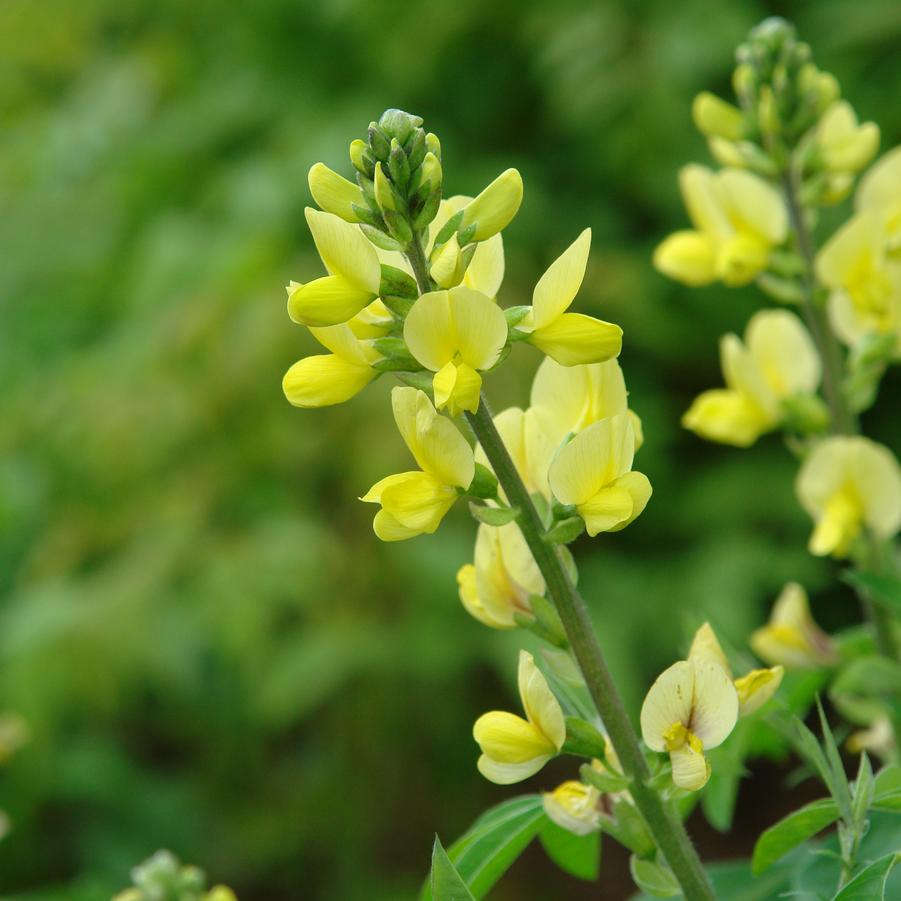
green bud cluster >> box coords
[113,850,236,901]
[349,108,442,252]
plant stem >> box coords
[466,398,715,901]
[404,244,715,899]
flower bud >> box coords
[378,108,423,145]
[349,138,374,177]
[757,85,780,136]
[732,63,757,104]
[388,137,411,189]
[308,163,364,223]
[367,121,390,161]
[460,168,524,242]
[425,131,441,161]
[692,92,745,141]
[418,150,442,195]
[373,162,397,212]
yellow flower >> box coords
[688,623,783,717]
[796,436,901,558]
[517,229,623,366]
[308,162,365,223]
[750,582,838,669]
[288,209,381,326]
[361,387,474,541]
[816,212,901,351]
[654,165,787,287]
[856,145,901,248]
[816,101,879,175]
[547,413,651,537]
[457,522,544,629]
[640,658,738,791]
[403,286,508,416]
[683,309,821,447]
[692,92,745,141]
[543,780,602,836]
[460,168,524,242]
[473,650,565,784]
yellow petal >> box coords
[457,561,513,629]
[682,388,772,447]
[304,207,380,293]
[688,623,731,676]
[472,523,542,628]
[447,286,509,369]
[815,212,885,290]
[734,665,783,716]
[689,659,739,749]
[373,508,422,542]
[857,146,901,215]
[653,230,718,286]
[430,234,465,289]
[518,650,566,751]
[669,742,711,791]
[577,485,633,536]
[310,322,376,365]
[809,491,862,557]
[476,752,551,785]
[692,92,745,141]
[403,290,456,370]
[745,310,821,397]
[715,232,771,286]
[308,162,364,222]
[287,275,375,327]
[379,471,459,533]
[529,313,623,366]
[473,711,557,764]
[640,660,695,751]
[464,233,505,298]
[532,229,591,329]
[433,360,482,416]
[718,168,788,244]
[483,407,556,499]
[679,165,732,238]
[542,781,602,836]
[720,332,779,419]
[461,168,524,241]
[818,102,879,173]
[605,471,652,532]
[282,354,375,408]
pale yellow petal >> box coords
[532,229,591,329]
[718,168,788,243]
[679,165,731,238]
[477,753,551,785]
[670,743,711,791]
[308,162,364,222]
[460,168,524,242]
[518,650,566,751]
[682,388,772,447]
[403,290,456,371]
[282,354,375,408]
[745,310,821,397]
[473,711,557,763]
[640,660,695,750]
[857,146,901,214]
[457,561,514,629]
[605,471,652,532]
[688,623,731,676]
[653,230,718,286]
[847,438,901,538]
[529,314,623,367]
[735,665,783,716]
[464,233,505,297]
[310,322,374,364]
[447,286,508,370]
[373,508,422,541]
[287,275,375,327]
[379,471,458,533]
[689,659,739,749]
[721,332,779,418]
[578,485,633,536]
[815,213,885,290]
[543,781,602,835]
[304,207,380,292]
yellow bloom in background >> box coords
[548,413,651,537]
[856,145,901,247]
[796,436,901,557]
[683,309,821,447]
[847,716,895,761]
[517,229,623,366]
[816,101,879,175]
[750,582,838,669]
[817,211,901,351]
[688,623,783,717]
[288,208,381,326]
[307,162,365,223]
[473,650,565,784]
[460,168,524,242]
[457,522,545,629]
[692,92,745,142]
[403,286,508,415]
[543,780,602,835]
[653,165,787,287]
[361,387,474,541]
[640,658,739,791]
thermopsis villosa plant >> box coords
[283,18,901,900]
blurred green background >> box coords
[2,0,901,898]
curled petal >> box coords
[528,313,623,367]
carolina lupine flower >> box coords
[653,165,788,287]
[817,212,901,352]
[543,779,603,836]
[287,209,381,327]
[688,623,783,717]
[815,101,879,178]
[361,387,474,541]
[457,522,544,629]
[750,582,838,669]
[548,413,651,537]
[403,286,508,415]
[458,168,524,242]
[473,650,565,784]
[515,229,623,366]
[640,657,739,791]
[683,309,822,447]
[796,435,901,558]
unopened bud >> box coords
[418,150,442,195]
[405,128,427,170]
[367,121,390,161]
[349,138,374,177]
[460,168,523,242]
[692,91,745,141]
[373,162,397,212]
[758,85,780,136]
[308,163,364,223]
[732,63,757,104]
[378,109,423,145]
[388,138,411,189]
[781,394,830,434]
[425,132,441,161]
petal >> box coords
[718,168,788,243]
[447,286,509,370]
[857,146,901,214]
[282,354,375,408]
[457,561,513,629]
[464,233,505,298]
[815,212,885,290]
[477,753,550,785]
[379,471,458,533]
[578,485,633,536]
[373,508,422,542]
[688,623,731,676]
[796,436,852,517]
[430,234,465,289]
[310,322,374,364]
[847,437,901,538]
[308,163,364,223]
[433,360,483,417]
[670,744,711,791]
[720,332,779,418]
[679,165,731,238]
[689,659,739,749]
[288,275,375,327]
[714,232,771,286]
[542,782,602,836]
[473,710,557,763]
[517,650,566,751]
[682,388,772,447]
[606,471,652,532]
[653,230,718,286]
[360,471,420,504]
[734,665,784,717]
[403,291,455,371]
[745,310,822,397]
[640,660,695,751]
[496,521,544,597]
[402,392,475,487]
[460,168,524,242]
[529,314,623,367]
[304,207,380,293]
[532,229,591,329]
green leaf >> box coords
[871,791,901,812]
[580,762,630,794]
[468,502,519,526]
[830,656,901,726]
[752,797,841,874]
[832,852,899,900]
[817,697,854,820]
[421,796,546,900]
[539,819,600,881]
[562,716,607,758]
[629,855,680,898]
[874,764,901,797]
[852,753,874,827]
[430,837,476,901]
[544,516,585,545]
[842,571,901,614]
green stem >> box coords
[466,399,714,900]
[780,166,899,662]
[405,243,714,899]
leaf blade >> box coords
[752,797,841,874]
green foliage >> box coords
[752,798,841,874]
[831,853,898,901]
[629,855,680,898]
[429,838,476,901]
[538,819,600,881]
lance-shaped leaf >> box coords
[831,852,898,900]
[430,837,476,901]
[539,818,600,881]
[752,797,841,874]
